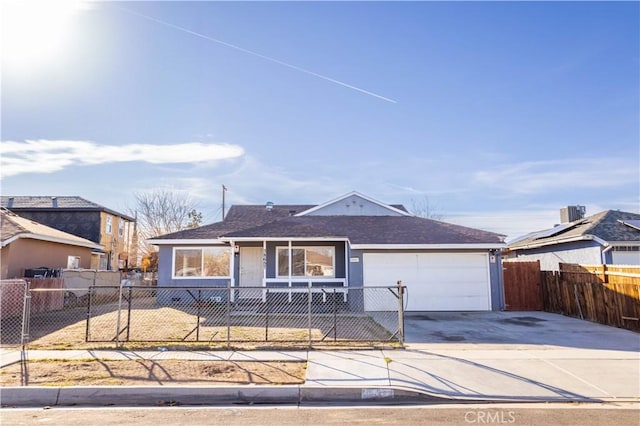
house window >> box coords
[173,247,231,278]
[105,216,112,235]
[67,256,80,269]
[276,246,335,278]
[118,219,125,237]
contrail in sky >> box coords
[115,6,397,104]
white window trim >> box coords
[172,246,232,280]
[275,246,336,278]
[105,216,113,235]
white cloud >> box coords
[0,139,245,177]
[473,157,638,195]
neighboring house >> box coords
[149,192,506,311]
[1,209,103,279]
[506,208,640,270]
[1,196,135,270]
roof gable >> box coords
[297,191,410,217]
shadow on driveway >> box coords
[403,311,640,352]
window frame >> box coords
[172,246,231,279]
[275,246,336,278]
[67,255,80,269]
[105,216,112,235]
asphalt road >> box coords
[1,403,638,426]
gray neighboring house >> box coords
[149,192,506,312]
[506,209,640,270]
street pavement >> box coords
[1,312,638,406]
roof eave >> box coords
[350,243,505,250]
[2,233,103,250]
[148,238,226,246]
[220,236,350,242]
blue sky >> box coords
[2,1,638,240]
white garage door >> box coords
[363,252,491,311]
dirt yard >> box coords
[0,360,306,386]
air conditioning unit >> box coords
[560,205,586,223]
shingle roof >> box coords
[150,205,505,245]
[1,209,103,249]
[1,196,134,221]
[223,215,504,245]
[508,210,640,249]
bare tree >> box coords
[130,189,203,265]
[410,196,444,220]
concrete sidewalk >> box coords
[1,344,638,406]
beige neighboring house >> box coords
[0,209,103,279]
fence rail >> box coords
[1,282,405,349]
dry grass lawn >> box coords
[0,359,306,386]
[17,303,394,350]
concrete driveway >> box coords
[403,311,640,351]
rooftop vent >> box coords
[266,201,274,211]
[560,205,585,223]
[51,196,58,208]
[7,197,14,208]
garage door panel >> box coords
[363,252,490,311]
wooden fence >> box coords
[0,278,64,319]
[541,264,640,332]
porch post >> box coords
[344,240,349,287]
[262,240,267,285]
[288,240,293,303]
[262,240,267,303]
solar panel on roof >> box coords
[620,220,640,231]
[533,223,576,239]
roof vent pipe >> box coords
[266,201,274,211]
[51,196,58,208]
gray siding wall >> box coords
[514,241,603,271]
[157,245,231,304]
[306,194,403,216]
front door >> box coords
[239,247,263,299]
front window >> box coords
[277,247,335,277]
[174,247,230,278]
[105,216,112,235]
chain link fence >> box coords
[1,281,405,349]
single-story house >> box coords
[1,209,103,279]
[506,209,640,270]
[149,192,506,311]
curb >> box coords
[1,385,627,407]
[0,385,441,407]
